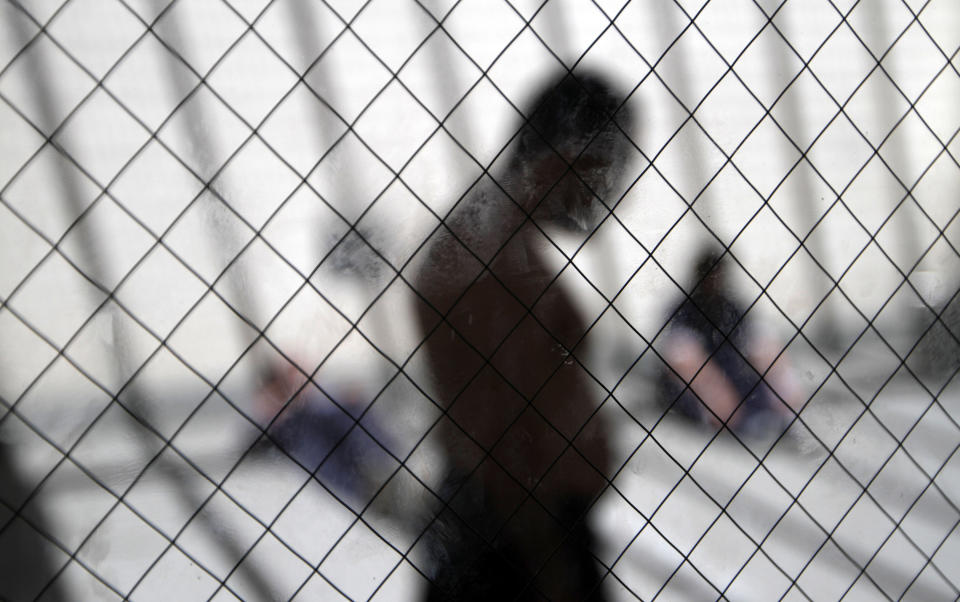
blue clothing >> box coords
[268,396,394,506]
[660,290,785,437]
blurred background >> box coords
[0,0,958,599]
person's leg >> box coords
[732,381,793,440]
[513,498,608,602]
[664,334,740,426]
[751,336,803,413]
[424,507,528,601]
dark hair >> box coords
[511,69,632,168]
[692,246,727,290]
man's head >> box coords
[510,70,635,234]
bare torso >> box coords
[413,179,610,598]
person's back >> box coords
[413,70,634,601]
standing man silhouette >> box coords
[413,70,635,601]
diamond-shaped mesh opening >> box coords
[2,0,959,599]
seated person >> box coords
[658,248,800,437]
[255,359,394,505]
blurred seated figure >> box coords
[659,248,801,438]
[254,360,394,507]
[413,69,635,601]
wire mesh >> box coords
[0,0,958,600]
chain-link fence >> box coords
[1,0,958,599]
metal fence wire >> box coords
[1,0,959,599]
